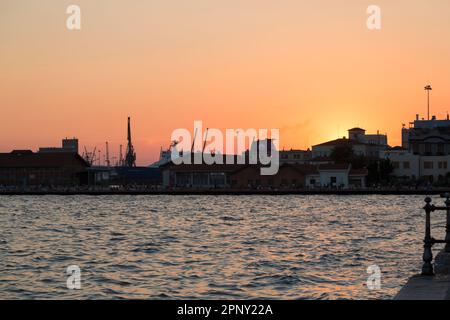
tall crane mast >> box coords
[202,128,209,153]
[82,146,97,166]
[105,141,111,167]
[124,117,136,167]
[119,144,123,166]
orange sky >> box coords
[1,0,450,165]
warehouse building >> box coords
[0,150,89,187]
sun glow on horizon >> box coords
[1,0,450,164]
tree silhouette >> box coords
[330,145,354,164]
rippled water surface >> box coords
[0,195,445,299]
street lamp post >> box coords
[425,85,433,120]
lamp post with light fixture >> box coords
[425,85,432,120]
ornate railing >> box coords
[422,194,450,275]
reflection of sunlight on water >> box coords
[0,195,443,299]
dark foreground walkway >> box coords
[395,275,450,300]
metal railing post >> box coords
[422,197,434,275]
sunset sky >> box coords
[1,0,450,165]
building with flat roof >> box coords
[39,138,79,154]
[161,161,367,190]
[0,150,89,187]
[383,115,450,183]
[161,159,244,189]
[404,114,450,156]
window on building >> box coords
[210,173,226,186]
[349,178,362,187]
[424,161,433,169]
[392,161,400,169]
[425,144,432,155]
[193,173,209,186]
[403,162,410,169]
[330,177,337,184]
[438,161,448,170]
[310,179,316,185]
[438,144,445,155]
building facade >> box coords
[381,148,450,182]
[384,115,450,182]
[280,149,312,164]
[39,138,79,154]
[403,115,450,156]
[0,150,89,187]
[230,164,316,189]
[304,164,367,189]
[161,162,243,189]
[162,162,367,190]
[312,127,388,159]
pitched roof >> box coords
[313,138,364,147]
[388,146,407,151]
[310,156,333,162]
[318,163,350,171]
[0,151,89,168]
[280,149,311,153]
[289,164,319,175]
[349,168,369,176]
[162,162,245,173]
[230,163,319,176]
[348,127,366,132]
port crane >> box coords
[82,146,98,166]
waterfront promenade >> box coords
[396,195,450,300]
[396,274,450,300]
[1,188,450,196]
[1,186,450,196]
[396,249,450,300]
